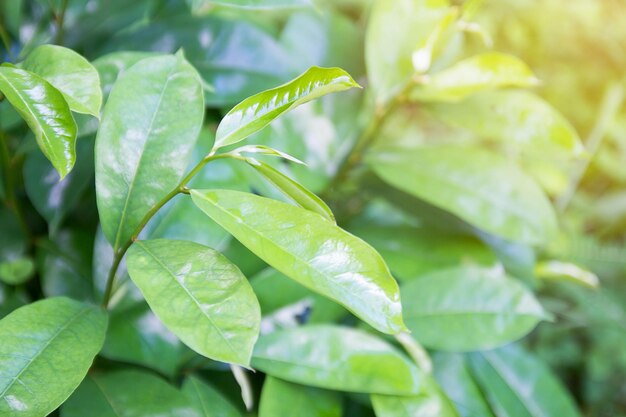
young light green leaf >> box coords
[232,144,304,164]
[190,189,406,335]
[244,158,335,222]
[62,370,200,417]
[368,145,558,246]
[22,44,103,117]
[411,52,539,102]
[371,376,459,417]
[189,0,311,12]
[0,257,34,286]
[101,303,188,377]
[126,239,260,366]
[0,66,77,179]
[428,90,583,153]
[432,353,496,417]
[259,377,341,417]
[95,54,204,251]
[0,297,107,417]
[469,345,581,417]
[535,260,599,288]
[252,325,424,395]
[182,376,243,417]
[215,66,360,149]
[401,266,549,351]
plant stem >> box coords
[101,152,229,308]
[394,332,432,373]
[54,0,70,45]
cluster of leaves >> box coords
[0,0,623,416]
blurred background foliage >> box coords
[1,0,626,416]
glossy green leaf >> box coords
[368,145,558,246]
[259,377,341,417]
[22,44,102,117]
[62,370,200,417]
[350,225,496,281]
[401,266,548,351]
[371,376,459,417]
[252,325,423,395]
[126,239,260,366]
[101,303,187,377]
[366,0,451,104]
[428,90,583,153]
[468,345,581,417]
[191,189,406,334]
[36,230,93,300]
[0,66,77,179]
[244,158,335,222]
[24,138,94,234]
[432,353,495,417]
[0,297,107,417]
[95,53,204,251]
[215,66,360,149]
[189,0,311,11]
[182,376,243,417]
[410,52,538,102]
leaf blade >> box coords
[126,239,261,366]
[215,66,360,149]
[190,189,406,335]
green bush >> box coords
[0,0,624,416]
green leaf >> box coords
[244,158,335,222]
[62,370,200,417]
[259,377,342,417]
[0,66,77,179]
[95,53,204,251]
[410,52,538,102]
[468,345,581,417]
[182,376,243,417]
[101,303,187,377]
[22,44,103,117]
[0,297,107,417]
[253,325,424,395]
[23,138,94,235]
[371,376,459,417]
[368,145,558,246]
[190,189,406,334]
[432,353,495,417]
[401,266,548,351]
[366,0,451,104]
[428,90,583,153]
[215,66,360,149]
[126,238,261,366]
[189,0,311,11]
